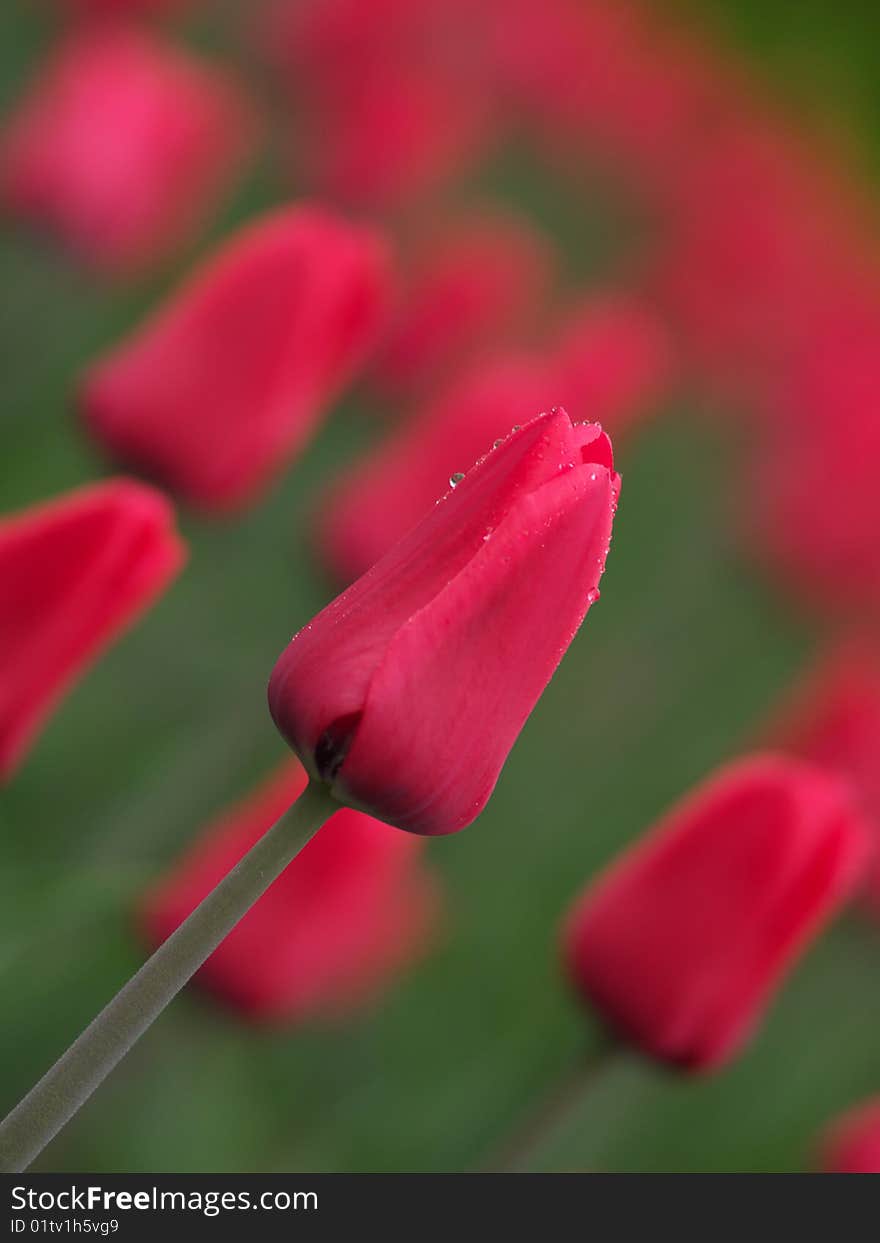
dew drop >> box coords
[449,472,465,488]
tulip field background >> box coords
[3,1,880,1174]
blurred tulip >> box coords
[766,639,880,912]
[142,759,439,1022]
[263,0,497,209]
[79,206,393,510]
[319,354,556,583]
[270,408,619,835]
[817,1098,880,1173]
[0,26,255,276]
[369,211,555,403]
[748,332,880,612]
[0,479,185,781]
[563,755,869,1071]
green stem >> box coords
[485,1040,622,1172]
[0,780,337,1173]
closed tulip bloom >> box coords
[817,1098,880,1173]
[0,479,185,781]
[141,760,439,1021]
[563,755,870,1071]
[270,407,619,835]
[369,211,554,402]
[319,354,556,582]
[80,206,392,510]
[0,27,254,275]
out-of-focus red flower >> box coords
[141,759,439,1022]
[79,206,393,511]
[747,331,880,612]
[0,479,185,782]
[652,123,868,396]
[563,755,869,1071]
[319,354,556,583]
[270,408,619,836]
[765,639,880,912]
[817,1098,880,1173]
[0,27,254,275]
[263,0,497,209]
[492,0,734,196]
[551,296,673,438]
[369,211,555,403]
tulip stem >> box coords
[484,1039,622,1172]
[0,780,338,1173]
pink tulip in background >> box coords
[368,210,555,403]
[0,26,254,275]
[142,760,440,1023]
[563,756,870,1071]
[0,479,185,781]
[80,206,393,510]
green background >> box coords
[1,1,879,1172]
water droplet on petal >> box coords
[449,472,465,488]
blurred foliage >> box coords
[1,0,879,1172]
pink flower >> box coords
[0,26,254,275]
[0,479,185,781]
[369,210,554,403]
[563,755,869,1070]
[141,759,440,1022]
[270,408,619,835]
[80,206,393,510]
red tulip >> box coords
[0,479,185,781]
[141,759,439,1022]
[270,407,619,836]
[0,27,254,276]
[766,639,880,912]
[369,211,554,402]
[817,1098,880,1173]
[319,354,557,583]
[80,206,393,510]
[563,755,869,1071]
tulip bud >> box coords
[369,211,555,402]
[80,206,393,510]
[141,759,440,1022]
[0,479,185,781]
[817,1098,880,1173]
[270,407,619,835]
[0,27,255,275]
[562,755,870,1071]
